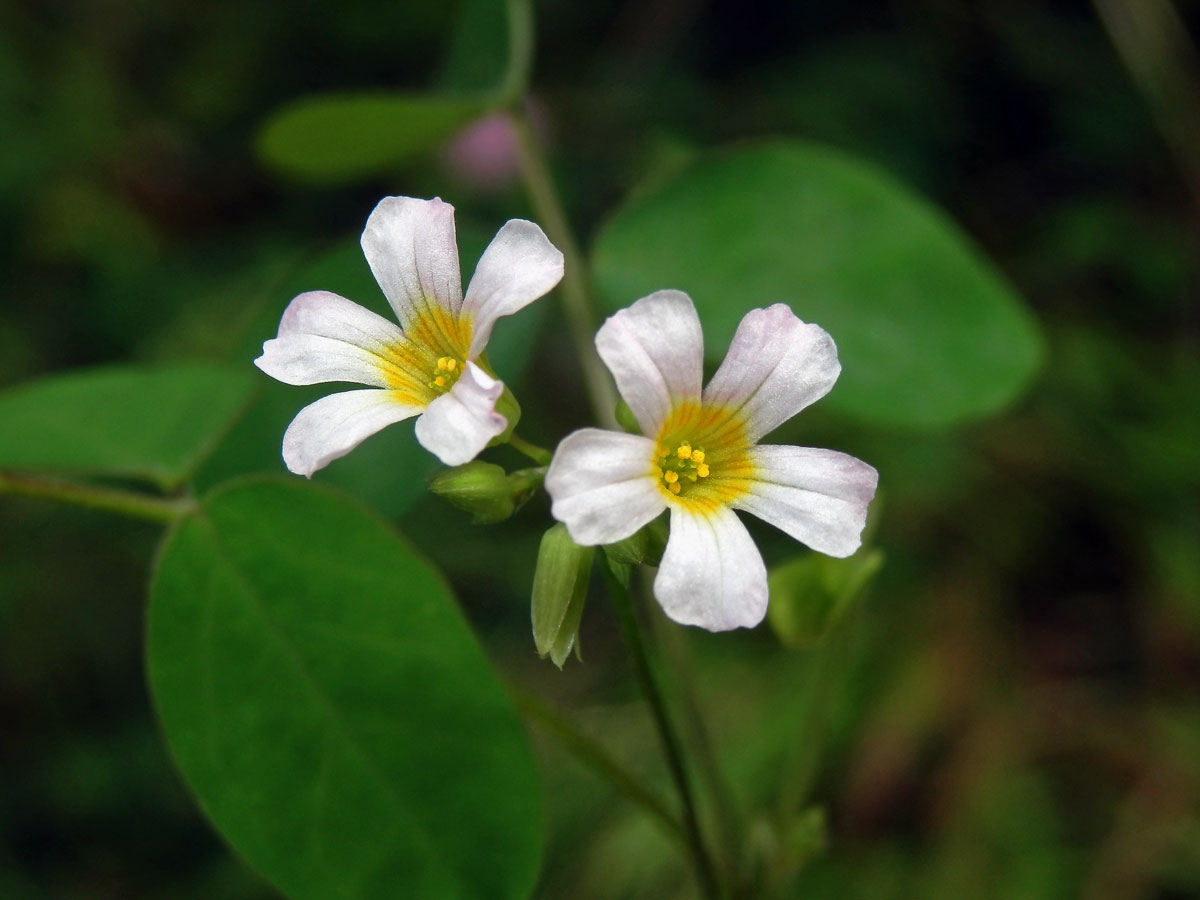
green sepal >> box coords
[602,515,668,567]
[531,524,593,668]
[614,398,641,434]
[489,384,522,447]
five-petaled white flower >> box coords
[255,196,564,476]
[545,290,878,632]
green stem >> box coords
[508,432,553,466]
[1091,0,1200,208]
[0,471,193,524]
[649,590,746,889]
[604,563,723,900]
[498,0,535,106]
[510,684,687,845]
[507,108,618,426]
[778,610,855,822]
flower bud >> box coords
[531,524,593,668]
[428,461,517,524]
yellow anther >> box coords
[669,482,681,494]
[436,358,448,371]
[696,463,710,478]
[658,444,670,459]
[676,443,692,460]
[445,358,458,372]
[691,450,705,464]
[663,470,679,484]
[433,375,447,388]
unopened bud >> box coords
[531,524,593,668]
[428,461,516,524]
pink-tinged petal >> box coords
[462,219,563,359]
[255,291,408,387]
[360,196,463,329]
[414,361,506,466]
[732,445,878,558]
[545,428,665,545]
[595,290,704,436]
[282,390,421,478]
[654,506,768,631]
[703,304,840,441]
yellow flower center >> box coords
[373,304,474,406]
[649,402,755,515]
[653,442,710,495]
[428,356,464,393]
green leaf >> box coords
[592,141,1045,429]
[148,478,542,900]
[0,363,255,490]
[439,0,512,93]
[257,92,490,184]
[767,549,884,648]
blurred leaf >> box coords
[439,0,511,93]
[257,92,490,184]
[148,477,543,900]
[768,549,884,648]
[0,363,255,490]
[593,141,1045,429]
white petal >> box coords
[360,196,463,329]
[545,428,665,546]
[414,361,506,466]
[255,291,408,387]
[732,445,878,558]
[461,219,564,359]
[703,305,840,441]
[654,506,767,631]
[595,290,704,436]
[282,390,421,477]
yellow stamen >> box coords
[648,401,755,512]
[433,375,447,388]
[444,358,457,371]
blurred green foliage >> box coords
[2,0,1198,899]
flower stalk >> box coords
[509,684,688,845]
[507,108,618,426]
[603,561,724,900]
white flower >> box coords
[255,196,563,476]
[545,290,878,632]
